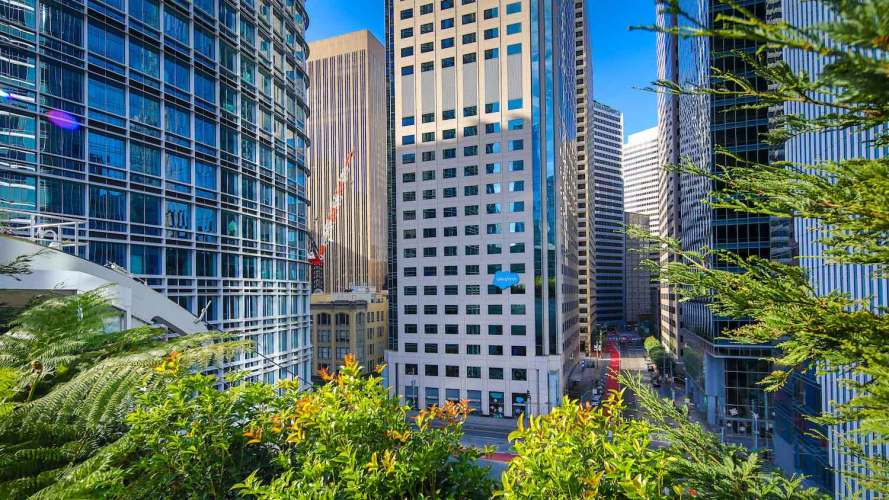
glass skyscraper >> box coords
[658,0,780,449]
[0,0,313,385]
[774,2,887,497]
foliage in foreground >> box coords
[501,379,825,499]
[0,288,244,498]
[63,356,493,499]
[637,0,889,492]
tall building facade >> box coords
[591,100,624,325]
[657,0,779,449]
[0,0,313,384]
[623,211,655,324]
[384,0,580,417]
[574,0,596,355]
[622,126,659,233]
[307,30,387,292]
[384,0,400,356]
[656,0,683,355]
[773,2,888,497]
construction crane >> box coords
[308,150,354,291]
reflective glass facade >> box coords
[658,0,778,451]
[0,0,313,384]
[776,2,887,497]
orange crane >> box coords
[309,151,354,290]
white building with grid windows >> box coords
[384,0,580,418]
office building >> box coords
[623,127,659,233]
[623,211,656,324]
[574,0,597,355]
[656,0,779,449]
[311,287,388,377]
[307,30,388,293]
[591,100,624,325]
[384,0,581,417]
[772,2,888,497]
[0,0,313,385]
[656,0,682,355]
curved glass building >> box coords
[0,0,313,385]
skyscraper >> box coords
[623,127,659,233]
[591,100,625,325]
[656,0,682,355]
[307,30,388,293]
[623,211,655,325]
[384,0,580,417]
[574,0,597,355]
[0,0,313,384]
[656,0,779,448]
[772,2,888,497]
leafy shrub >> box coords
[233,356,494,499]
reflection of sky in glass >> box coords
[46,110,80,130]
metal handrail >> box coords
[0,208,86,249]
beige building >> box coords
[623,212,657,325]
[574,0,596,355]
[307,31,388,292]
[384,0,580,418]
[623,127,660,233]
[311,288,388,378]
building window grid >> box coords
[2,0,314,383]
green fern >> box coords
[0,289,249,498]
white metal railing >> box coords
[0,208,86,249]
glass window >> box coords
[130,142,161,176]
[220,41,238,72]
[195,250,217,277]
[88,131,125,168]
[89,186,126,221]
[195,116,217,147]
[88,76,124,115]
[164,11,189,44]
[165,153,191,184]
[39,119,83,159]
[88,21,125,61]
[130,92,161,128]
[0,172,36,211]
[41,61,83,103]
[165,247,192,276]
[39,178,84,216]
[89,242,126,267]
[131,245,161,275]
[130,39,160,77]
[130,0,160,28]
[41,3,83,46]
[164,104,190,137]
[166,200,191,230]
[130,193,161,225]
[194,26,216,60]
[164,56,190,91]
[195,161,216,190]
[194,70,216,103]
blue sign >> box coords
[492,271,520,289]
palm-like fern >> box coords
[0,289,247,498]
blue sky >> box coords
[305,0,658,139]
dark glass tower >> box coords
[659,0,779,450]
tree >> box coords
[233,356,494,499]
[501,384,825,499]
[0,289,244,498]
[636,0,889,492]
